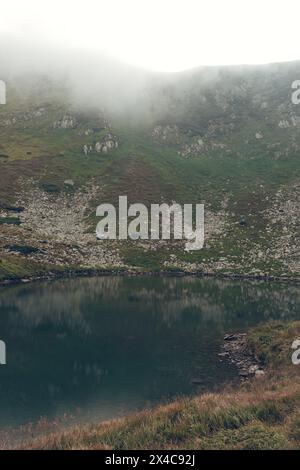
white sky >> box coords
[0,0,299,72]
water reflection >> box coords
[0,276,299,428]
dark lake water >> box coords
[0,276,299,430]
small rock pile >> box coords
[83,134,118,155]
[219,333,265,380]
[53,114,77,129]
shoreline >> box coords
[0,325,264,448]
[220,333,265,380]
[16,319,300,450]
[1,317,299,448]
[1,266,300,287]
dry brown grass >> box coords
[18,372,300,450]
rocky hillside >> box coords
[0,61,300,280]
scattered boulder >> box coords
[83,134,119,155]
[180,138,207,158]
[255,132,264,140]
[64,179,75,187]
[53,114,77,129]
[78,128,94,136]
[278,120,290,129]
[255,369,265,377]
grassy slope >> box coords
[1,63,300,277]
[20,321,300,450]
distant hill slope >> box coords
[0,61,300,279]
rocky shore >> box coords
[219,333,265,380]
[1,266,300,287]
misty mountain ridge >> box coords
[0,46,300,279]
